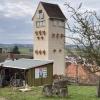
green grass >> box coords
[19,48,32,55]
[0,85,100,100]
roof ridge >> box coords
[40,1,58,6]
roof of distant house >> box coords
[0,58,53,70]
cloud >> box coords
[0,0,100,44]
[0,16,33,44]
[0,28,5,33]
[0,0,34,18]
[0,32,33,44]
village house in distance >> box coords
[32,2,66,75]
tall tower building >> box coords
[32,2,66,75]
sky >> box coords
[0,0,100,44]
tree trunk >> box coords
[42,84,53,96]
[97,77,100,97]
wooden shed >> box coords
[0,58,53,86]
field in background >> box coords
[0,85,99,100]
[19,48,33,55]
[0,44,33,55]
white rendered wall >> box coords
[33,3,49,60]
[48,19,65,75]
[33,3,65,75]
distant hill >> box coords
[0,44,84,50]
[0,44,33,55]
[0,44,33,48]
[65,45,78,49]
[65,44,84,50]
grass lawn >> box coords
[0,85,100,100]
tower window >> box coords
[59,49,62,52]
[36,21,46,28]
[39,50,42,55]
[52,33,55,38]
[39,10,42,13]
[53,49,56,53]
[43,31,46,35]
[36,21,40,27]
[61,34,64,38]
[41,36,44,40]
[42,21,45,26]
[35,31,38,35]
[37,37,40,40]
[40,13,44,19]
[35,50,38,54]
[40,21,42,26]
[43,50,46,55]
[37,10,44,19]
[56,34,59,38]
[39,30,42,35]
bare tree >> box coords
[64,2,100,97]
[65,2,100,66]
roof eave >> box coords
[1,60,53,70]
[32,2,41,21]
[25,61,53,70]
[49,17,67,21]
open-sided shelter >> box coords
[0,58,53,86]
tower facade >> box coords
[32,2,66,75]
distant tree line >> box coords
[12,46,20,54]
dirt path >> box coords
[0,97,7,100]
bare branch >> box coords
[65,3,100,66]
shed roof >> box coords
[0,58,53,70]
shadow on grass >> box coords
[39,95,71,100]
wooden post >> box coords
[24,70,26,87]
[76,64,78,84]
[97,76,100,97]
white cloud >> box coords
[0,1,34,18]
[1,0,100,18]
[0,0,100,44]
